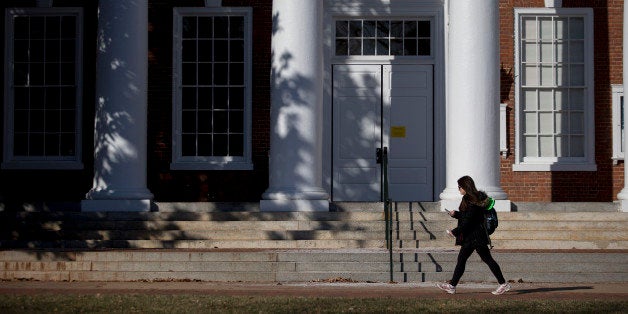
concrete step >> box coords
[0,250,626,283]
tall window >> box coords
[172,7,252,170]
[514,8,595,171]
[3,8,83,170]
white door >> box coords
[332,64,382,201]
[383,64,433,201]
[332,64,433,201]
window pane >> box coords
[60,110,75,132]
[60,16,76,38]
[376,39,389,55]
[30,133,45,156]
[198,63,212,85]
[198,87,212,110]
[349,21,362,37]
[555,135,567,157]
[214,63,228,85]
[214,87,228,109]
[182,40,197,62]
[214,16,228,38]
[554,89,567,110]
[198,17,212,38]
[555,65,568,86]
[336,21,348,37]
[569,41,584,62]
[404,39,417,55]
[363,39,375,55]
[182,87,196,110]
[229,63,244,85]
[540,65,553,86]
[230,16,244,38]
[555,18,568,39]
[214,40,228,62]
[555,112,567,134]
[45,133,60,156]
[555,41,566,62]
[198,110,212,133]
[230,40,244,62]
[569,17,584,39]
[539,135,554,157]
[182,134,196,156]
[524,65,538,86]
[60,39,75,62]
[213,111,228,133]
[540,42,552,62]
[570,112,584,133]
[539,17,553,39]
[417,39,430,55]
[404,21,417,37]
[14,17,29,39]
[522,17,536,39]
[523,42,537,62]
[46,63,60,85]
[213,134,228,156]
[336,39,348,55]
[349,39,361,55]
[377,21,390,37]
[417,21,430,37]
[59,133,74,156]
[570,89,584,110]
[229,110,244,133]
[525,112,538,133]
[570,64,584,86]
[198,40,212,62]
[390,39,403,55]
[182,111,196,133]
[539,112,553,134]
[30,17,45,39]
[14,133,28,156]
[230,87,244,110]
[182,63,196,85]
[15,87,29,109]
[182,17,197,38]
[198,134,212,156]
[229,134,243,156]
[571,135,584,157]
[391,21,403,37]
[363,21,375,38]
[46,109,60,132]
[46,39,60,62]
[525,136,538,157]
[539,90,553,110]
[524,90,537,110]
[15,110,28,133]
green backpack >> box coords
[484,197,498,235]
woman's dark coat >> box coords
[450,192,490,246]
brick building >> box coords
[0,0,626,212]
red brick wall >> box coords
[499,0,624,201]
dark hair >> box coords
[457,175,486,211]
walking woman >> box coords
[436,175,511,295]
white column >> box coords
[440,0,509,211]
[260,0,329,211]
[82,0,153,212]
[617,3,628,212]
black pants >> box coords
[450,242,505,286]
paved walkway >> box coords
[0,281,626,300]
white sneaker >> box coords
[436,282,456,294]
[492,283,511,295]
[445,229,455,239]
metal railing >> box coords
[380,147,394,282]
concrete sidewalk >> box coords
[0,281,626,300]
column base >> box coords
[81,199,153,212]
[260,199,329,212]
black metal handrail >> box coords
[381,147,393,282]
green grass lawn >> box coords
[0,295,626,313]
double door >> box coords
[332,64,433,201]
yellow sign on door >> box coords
[391,126,406,138]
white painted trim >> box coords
[612,84,624,163]
[500,103,508,158]
[2,7,84,170]
[171,7,253,171]
[513,7,596,172]
[323,0,445,201]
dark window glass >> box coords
[214,16,228,38]
[198,134,212,156]
[15,110,29,133]
[14,17,29,39]
[60,16,75,38]
[198,17,212,38]
[391,39,403,55]
[349,39,361,55]
[377,21,390,37]
[198,110,212,133]
[60,133,74,156]
[46,39,61,62]
[14,40,29,62]
[230,16,244,38]
[60,110,75,132]
[14,133,28,156]
[45,110,60,132]
[182,134,196,156]
[213,111,228,133]
[198,40,212,62]
[182,63,197,85]
[229,110,244,133]
[198,87,212,110]
[363,21,376,38]
[182,111,196,133]
[46,87,60,109]
[418,21,430,37]
[31,40,45,62]
[46,63,60,85]
[214,63,228,85]
[336,21,348,37]
[214,40,228,62]
[229,134,243,156]
[363,39,375,55]
[46,16,61,38]
[229,63,243,85]
[15,88,29,109]
[60,63,74,85]
[60,39,75,62]
[404,39,417,56]
[418,39,431,55]
[60,87,75,109]
[30,133,45,156]
[182,17,197,38]
[213,134,228,156]
[182,40,197,62]
[404,21,417,37]
[349,21,362,37]
[30,17,45,39]
[198,63,212,85]
[182,87,196,110]
[214,87,228,110]
[391,21,403,37]
[377,39,389,55]
[230,40,244,62]
[229,87,244,110]
[336,39,348,55]
[45,133,60,156]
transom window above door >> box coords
[335,19,431,56]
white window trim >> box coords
[612,84,624,164]
[171,7,253,171]
[2,7,84,170]
[513,7,596,172]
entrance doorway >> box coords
[332,64,433,201]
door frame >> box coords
[322,1,446,202]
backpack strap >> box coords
[486,197,495,210]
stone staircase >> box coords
[0,201,626,283]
